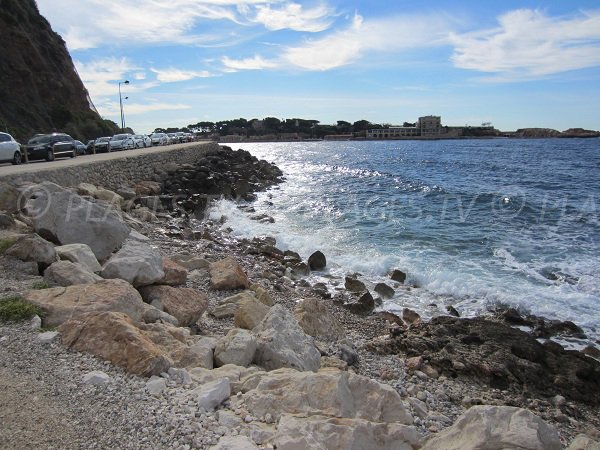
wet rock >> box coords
[390,269,407,283]
[402,308,421,325]
[446,305,460,317]
[368,316,600,405]
[307,251,326,270]
[374,283,395,299]
[344,276,366,292]
[343,291,375,316]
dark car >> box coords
[74,140,87,155]
[94,136,111,153]
[85,140,95,154]
[24,133,77,161]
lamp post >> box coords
[118,80,129,131]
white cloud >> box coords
[282,13,453,70]
[253,2,335,32]
[99,102,192,117]
[450,9,600,79]
[221,55,279,70]
[150,68,214,83]
[75,58,143,97]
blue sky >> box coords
[37,0,600,134]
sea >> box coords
[207,139,600,348]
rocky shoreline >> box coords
[1,146,599,449]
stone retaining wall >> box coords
[0,142,221,190]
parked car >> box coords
[109,134,135,151]
[167,133,179,144]
[94,136,111,153]
[176,132,187,142]
[86,140,95,154]
[0,132,22,165]
[150,133,168,146]
[24,133,77,161]
[73,140,87,155]
[133,134,152,148]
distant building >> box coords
[366,115,442,139]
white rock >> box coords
[24,185,130,261]
[252,305,320,372]
[194,378,231,411]
[101,239,164,287]
[44,260,103,286]
[30,315,42,330]
[146,377,167,395]
[422,405,562,450]
[214,329,257,367]
[82,370,111,386]
[37,331,59,344]
[274,414,421,450]
[210,436,258,450]
[55,243,102,273]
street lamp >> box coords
[118,80,129,131]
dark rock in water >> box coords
[289,262,310,279]
[497,307,534,326]
[374,283,395,300]
[343,291,375,316]
[367,316,600,405]
[583,345,600,360]
[390,269,407,284]
[402,308,421,325]
[446,305,460,317]
[284,250,301,261]
[312,282,331,299]
[344,276,366,293]
[533,320,587,340]
[308,251,326,270]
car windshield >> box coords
[111,134,128,141]
[96,137,109,142]
[28,135,53,144]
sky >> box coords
[37,0,600,134]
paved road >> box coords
[0,141,213,176]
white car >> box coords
[133,134,152,148]
[150,133,168,146]
[0,132,23,165]
[109,133,135,151]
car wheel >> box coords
[46,149,55,161]
[12,151,22,165]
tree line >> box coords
[153,118,416,139]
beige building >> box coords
[367,115,442,139]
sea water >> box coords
[207,139,600,345]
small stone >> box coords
[390,269,407,283]
[552,395,566,408]
[146,377,167,395]
[82,370,111,386]
[30,315,42,330]
[37,331,59,344]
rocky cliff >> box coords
[0,0,118,142]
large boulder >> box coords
[158,258,188,286]
[234,295,270,330]
[214,329,257,367]
[101,240,164,287]
[24,185,130,261]
[241,368,413,424]
[343,291,375,316]
[344,276,366,292]
[59,311,172,376]
[138,285,208,327]
[252,305,321,372]
[44,260,102,286]
[294,297,345,341]
[307,250,326,270]
[275,414,421,450]
[422,406,562,450]
[55,243,101,273]
[23,279,147,327]
[209,257,249,290]
[5,234,57,267]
